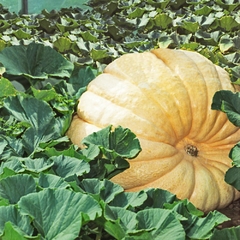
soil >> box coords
[217,198,240,229]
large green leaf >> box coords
[109,191,148,208]
[38,173,70,190]
[164,200,229,238]
[82,125,141,179]
[4,95,62,155]
[51,155,90,179]
[0,158,25,175]
[141,188,178,209]
[22,157,54,173]
[82,125,141,159]
[135,209,185,239]
[0,205,33,236]
[18,188,102,239]
[0,174,36,204]
[210,226,240,240]
[101,205,139,239]
[184,210,229,239]
[0,42,74,80]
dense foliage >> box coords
[0,0,239,81]
[0,0,239,239]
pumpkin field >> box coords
[0,0,239,239]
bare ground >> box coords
[217,198,240,229]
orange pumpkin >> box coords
[67,48,240,212]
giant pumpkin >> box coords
[67,48,240,212]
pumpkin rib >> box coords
[150,51,194,139]
[203,164,236,209]
[131,138,179,162]
[202,65,237,143]
[179,50,226,143]
[151,49,209,140]
[199,151,232,166]
[78,91,176,144]
[104,51,193,140]
[113,155,184,190]
[206,127,240,146]
[189,160,222,211]
[179,50,210,140]
[82,74,178,143]
[124,157,196,201]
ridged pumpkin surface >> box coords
[67,48,240,212]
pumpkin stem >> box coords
[184,144,198,157]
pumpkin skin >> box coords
[67,48,240,212]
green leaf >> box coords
[219,35,235,53]
[0,42,74,80]
[82,126,141,179]
[142,188,177,209]
[185,210,229,239]
[31,86,58,102]
[129,8,145,18]
[154,13,172,29]
[210,226,240,240]
[38,173,70,190]
[90,48,109,61]
[1,221,41,240]
[217,16,240,32]
[229,143,240,166]
[194,5,212,15]
[53,37,73,53]
[0,205,33,236]
[23,157,54,173]
[211,90,240,127]
[80,178,124,203]
[18,189,102,239]
[4,95,61,155]
[51,155,90,179]
[0,158,25,175]
[81,31,99,42]
[80,143,100,160]
[69,66,97,95]
[102,205,138,239]
[181,20,199,33]
[0,174,36,204]
[38,18,56,33]
[0,78,16,98]
[56,17,79,32]
[225,166,240,190]
[110,191,147,208]
[136,209,185,239]
[13,29,32,40]
[82,125,141,159]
